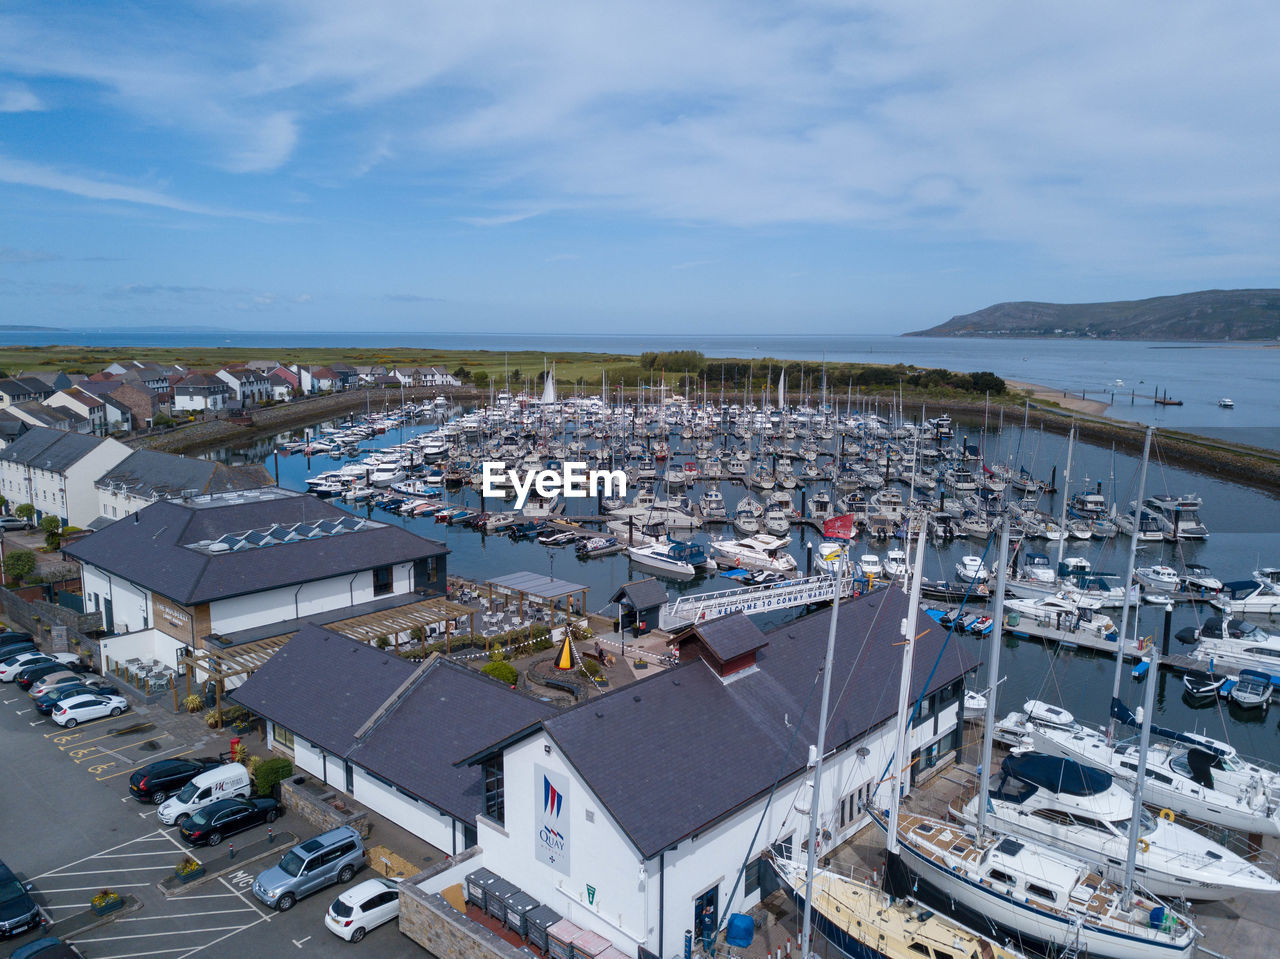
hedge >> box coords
[482,661,519,686]
[255,757,294,797]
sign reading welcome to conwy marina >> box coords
[535,765,571,875]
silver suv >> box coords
[252,826,364,911]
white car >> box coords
[52,692,129,727]
[323,877,401,942]
[0,651,58,682]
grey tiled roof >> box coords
[97,450,217,499]
[529,588,975,859]
[65,489,447,605]
[686,612,769,662]
[609,577,668,611]
[0,426,104,470]
[230,625,417,755]
[231,627,558,822]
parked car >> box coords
[324,877,401,942]
[0,636,36,659]
[9,938,83,959]
[15,658,88,690]
[157,763,251,823]
[253,826,365,912]
[0,516,31,531]
[0,652,47,682]
[33,681,119,715]
[129,756,227,805]
[29,671,104,699]
[51,692,129,727]
[0,858,41,939]
[177,796,281,847]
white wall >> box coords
[99,628,185,671]
[478,706,963,959]
[82,563,153,634]
[209,562,414,635]
[349,767,457,853]
[64,438,131,526]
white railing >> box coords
[660,574,870,628]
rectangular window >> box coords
[372,565,394,597]
[745,857,762,896]
[482,757,505,824]
[272,724,295,752]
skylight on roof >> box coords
[186,515,376,555]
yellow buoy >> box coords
[1137,838,1150,853]
[1159,808,1175,822]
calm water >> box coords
[6,328,1277,434]
[215,407,1280,766]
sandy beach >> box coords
[1005,379,1111,416]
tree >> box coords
[472,370,490,390]
[3,548,36,585]
[452,365,470,381]
[39,515,63,550]
[14,503,34,522]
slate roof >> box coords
[609,577,668,611]
[65,488,447,605]
[471,587,975,859]
[685,612,769,662]
[0,427,104,470]
[231,626,558,821]
[229,625,418,755]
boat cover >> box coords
[1110,697,1230,757]
[1186,749,1216,789]
[1001,753,1111,796]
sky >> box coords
[1,2,1278,335]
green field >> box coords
[0,344,1007,400]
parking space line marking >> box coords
[217,875,271,920]
[81,949,188,959]
[75,924,253,943]
[117,908,257,921]
[57,728,128,749]
[163,892,238,899]
[98,748,195,780]
[43,866,176,876]
[37,882,154,892]
[47,727,83,739]
[174,914,269,959]
[155,827,192,856]
[31,831,169,879]
[96,850,187,858]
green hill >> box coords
[908,289,1280,340]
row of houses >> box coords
[0,426,271,528]
[0,359,464,434]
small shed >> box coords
[609,577,668,636]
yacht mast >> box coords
[1123,605,1166,905]
[1056,423,1075,568]
[887,517,928,855]
[977,514,1011,835]
[1110,427,1153,740]
[799,539,848,957]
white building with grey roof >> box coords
[0,426,132,526]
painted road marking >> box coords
[293,936,311,948]
[31,831,169,880]
[74,925,251,943]
[99,748,195,780]
[116,908,257,921]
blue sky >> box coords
[1,2,1278,335]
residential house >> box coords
[16,370,80,391]
[0,410,27,450]
[172,373,231,412]
[44,387,108,435]
[233,627,558,856]
[216,367,273,405]
[102,361,182,395]
[65,486,447,648]
[295,365,341,394]
[328,362,358,389]
[423,366,462,387]
[267,369,298,402]
[0,427,132,525]
[78,379,155,430]
[94,449,274,524]
[0,377,56,409]
[8,401,92,434]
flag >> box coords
[823,514,855,540]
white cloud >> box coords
[0,84,43,112]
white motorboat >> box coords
[882,548,907,578]
[1213,579,1280,617]
[368,463,406,487]
[1003,593,1134,656]
[708,534,796,574]
[963,689,987,720]
[1000,700,1280,836]
[1229,670,1273,710]
[1144,494,1210,541]
[732,494,764,536]
[1135,565,1180,590]
[954,555,989,583]
[1219,397,1235,408]
[952,753,1280,901]
[1189,616,1280,676]
[858,553,884,580]
[698,486,726,521]
[626,538,712,579]
[807,490,833,523]
[762,504,790,536]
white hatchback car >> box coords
[52,692,129,727]
[0,651,53,681]
[323,877,401,942]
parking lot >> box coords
[1,675,422,957]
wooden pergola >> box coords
[179,596,479,721]
[484,571,590,649]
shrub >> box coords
[481,661,519,686]
[254,757,294,797]
[3,548,36,585]
[14,502,34,521]
[232,742,249,765]
[530,623,551,640]
[182,694,203,713]
[91,889,120,909]
[204,709,220,729]
[580,658,602,679]
[175,856,202,877]
[375,635,390,650]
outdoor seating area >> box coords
[104,654,178,697]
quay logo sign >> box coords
[482,462,626,510]
[535,765,571,875]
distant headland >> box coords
[907,288,1280,340]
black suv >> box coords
[129,756,226,805]
[0,859,41,939]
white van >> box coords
[158,763,251,825]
